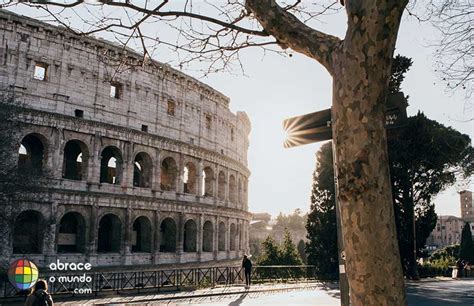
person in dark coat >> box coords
[25,279,54,306]
[242,254,252,288]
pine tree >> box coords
[281,230,303,266]
[459,222,474,263]
[257,236,281,266]
[305,142,338,279]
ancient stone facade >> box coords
[0,10,251,269]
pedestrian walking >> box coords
[242,254,252,288]
[25,279,54,306]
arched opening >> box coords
[218,222,226,251]
[230,223,236,251]
[133,152,153,188]
[132,216,152,252]
[202,221,213,252]
[160,217,177,252]
[161,157,177,191]
[13,210,43,254]
[18,134,45,174]
[63,140,88,181]
[100,146,122,184]
[57,212,86,253]
[183,162,197,194]
[183,219,197,252]
[218,171,226,201]
[229,175,237,203]
[97,214,122,253]
[202,167,214,197]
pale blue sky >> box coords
[8,3,472,218]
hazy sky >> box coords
[9,3,472,218]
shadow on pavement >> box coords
[229,292,248,306]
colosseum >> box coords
[0,10,251,270]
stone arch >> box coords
[97,213,122,253]
[161,157,177,191]
[13,210,44,254]
[133,152,153,188]
[202,221,213,252]
[160,217,177,252]
[100,146,123,184]
[183,219,197,252]
[218,221,226,251]
[132,216,152,252]
[230,223,236,251]
[18,133,46,174]
[62,140,89,181]
[202,166,214,197]
[183,162,197,194]
[218,171,226,200]
[229,175,237,203]
[57,212,86,253]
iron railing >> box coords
[0,265,318,299]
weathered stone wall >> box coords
[0,10,251,269]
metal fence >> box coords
[0,265,318,299]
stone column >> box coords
[224,171,230,206]
[177,153,184,194]
[153,149,161,191]
[226,217,230,259]
[87,205,98,266]
[197,214,203,261]
[120,142,132,190]
[43,201,58,264]
[213,215,218,260]
[177,212,184,262]
[153,210,160,264]
[50,128,63,179]
[197,159,204,198]
[123,207,132,265]
[90,133,102,185]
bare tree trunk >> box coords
[329,2,407,305]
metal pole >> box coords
[332,142,350,306]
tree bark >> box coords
[330,2,408,305]
[247,0,408,304]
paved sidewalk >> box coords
[55,282,338,305]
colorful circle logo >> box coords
[8,259,39,290]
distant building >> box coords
[426,215,464,249]
[460,190,474,222]
[252,213,272,223]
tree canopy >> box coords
[307,112,473,277]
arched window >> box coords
[160,217,177,252]
[218,222,226,251]
[97,214,122,253]
[183,219,197,252]
[161,157,177,191]
[57,212,86,253]
[202,221,213,252]
[100,146,122,184]
[218,171,226,201]
[133,152,153,188]
[63,140,88,181]
[13,210,43,254]
[18,134,45,174]
[202,167,214,197]
[183,162,197,194]
[230,223,236,251]
[132,216,152,252]
[229,175,237,203]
